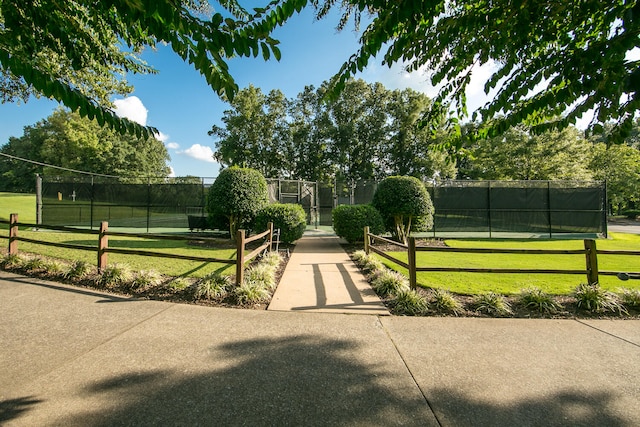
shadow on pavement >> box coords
[1,276,135,303]
[428,387,627,427]
[0,397,43,423]
[57,336,433,426]
[43,334,630,426]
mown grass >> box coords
[0,192,36,223]
[0,229,237,278]
[0,192,236,277]
[379,233,640,295]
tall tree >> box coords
[459,124,593,180]
[210,80,457,182]
[317,0,640,142]
[589,143,640,214]
[0,108,170,192]
[0,0,306,136]
[288,85,332,181]
[384,88,456,181]
[322,79,388,181]
[210,85,292,177]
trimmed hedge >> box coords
[373,176,433,242]
[206,167,268,237]
[255,203,307,244]
[332,204,385,243]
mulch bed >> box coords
[342,240,640,320]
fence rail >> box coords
[2,214,273,286]
[363,226,640,289]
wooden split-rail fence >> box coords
[3,213,273,286]
[363,226,640,289]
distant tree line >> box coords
[1,79,638,215]
[0,109,170,192]
[211,79,640,214]
[209,79,456,183]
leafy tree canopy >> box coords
[210,79,455,182]
[0,108,171,192]
[210,84,291,178]
[206,166,269,238]
[319,0,640,142]
[589,143,640,214]
[458,123,593,181]
[0,0,306,137]
[4,0,636,143]
[372,176,434,244]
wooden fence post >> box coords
[408,237,417,290]
[584,239,599,284]
[98,221,109,272]
[236,229,245,286]
[8,213,18,255]
[268,222,274,252]
[364,226,370,255]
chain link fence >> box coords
[38,175,606,237]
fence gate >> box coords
[266,179,319,227]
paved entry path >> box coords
[268,230,389,315]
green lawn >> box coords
[0,228,237,277]
[378,232,640,295]
[3,192,639,290]
[0,192,36,223]
[0,227,237,277]
[1,193,236,277]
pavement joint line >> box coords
[574,318,640,349]
[376,316,444,427]
[22,302,177,389]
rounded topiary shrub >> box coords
[372,176,434,244]
[332,204,385,243]
[254,203,307,244]
[207,167,268,238]
[383,213,432,238]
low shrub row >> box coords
[206,167,307,243]
[350,250,640,317]
[211,202,307,244]
[621,209,640,220]
[332,205,385,243]
[0,250,285,307]
[332,176,435,244]
[254,204,307,244]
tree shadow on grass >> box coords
[59,336,437,426]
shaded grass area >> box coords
[378,233,640,295]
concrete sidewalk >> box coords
[268,230,389,315]
[2,271,640,426]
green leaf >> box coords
[261,42,270,60]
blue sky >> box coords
[0,6,497,178]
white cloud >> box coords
[168,166,176,177]
[360,60,499,115]
[166,142,180,150]
[360,62,437,96]
[154,130,170,142]
[113,96,148,125]
[465,61,500,114]
[182,144,215,163]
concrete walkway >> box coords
[268,230,389,315]
[1,271,640,426]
